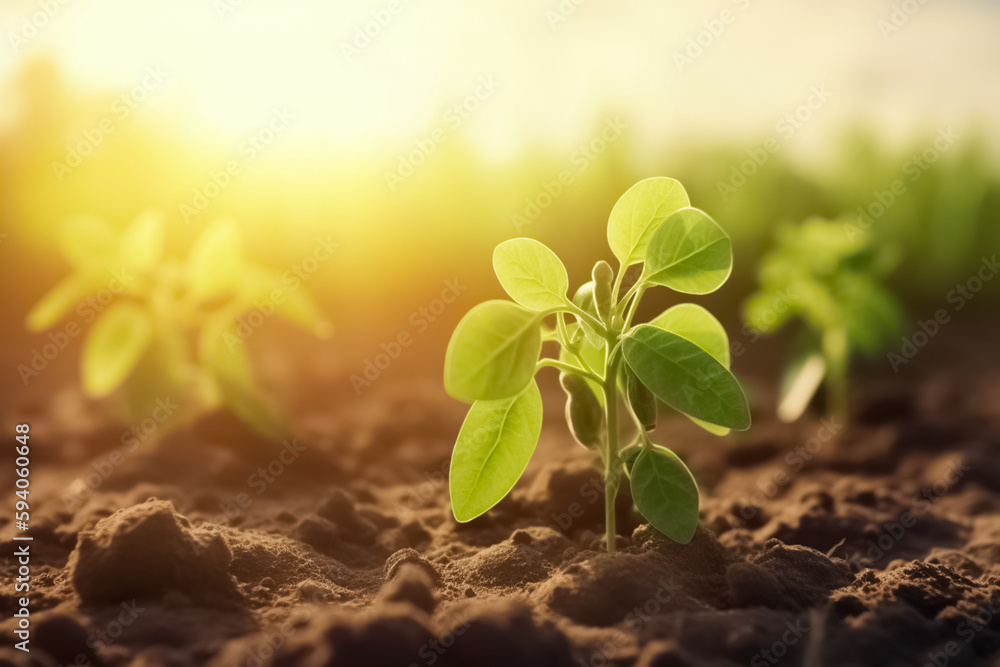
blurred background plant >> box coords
[25,211,332,438]
[1,1,998,423]
[743,218,904,421]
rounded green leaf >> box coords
[450,380,543,522]
[26,276,88,331]
[188,218,244,302]
[572,281,596,313]
[688,417,730,437]
[118,326,191,425]
[643,208,732,294]
[625,367,657,431]
[281,290,335,339]
[743,288,795,335]
[199,311,285,438]
[444,300,542,402]
[650,304,731,436]
[82,302,153,398]
[245,267,334,339]
[623,325,750,431]
[650,303,730,367]
[608,177,690,267]
[493,238,569,310]
[629,444,700,544]
[57,216,117,268]
[119,210,165,273]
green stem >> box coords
[616,279,642,316]
[623,285,646,330]
[557,313,602,378]
[825,355,847,422]
[822,327,848,422]
[563,301,608,337]
[535,358,603,385]
[574,349,602,378]
[602,355,622,556]
[555,312,570,343]
[611,262,627,305]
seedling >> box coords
[26,212,332,438]
[444,177,751,555]
[744,217,903,422]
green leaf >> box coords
[572,281,597,313]
[840,275,904,354]
[607,177,690,267]
[280,290,335,339]
[119,322,192,423]
[493,238,569,310]
[244,267,334,339]
[629,444,700,544]
[650,303,730,366]
[743,288,795,335]
[650,303,734,435]
[643,208,733,294]
[778,350,826,423]
[199,312,285,438]
[26,276,88,331]
[449,380,543,521]
[622,446,641,472]
[56,216,117,268]
[688,417,730,437]
[625,367,657,431]
[622,325,750,431]
[119,210,165,273]
[188,218,244,302]
[243,265,334,339]
[82,302,153,398]
[444,300,542,402]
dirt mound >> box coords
[68,499,242,608]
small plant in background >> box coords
[26,211,332,438]
[444,177,750,555]
[743,217,904,422]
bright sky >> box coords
[1,0,999,159]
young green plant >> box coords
[26,212,332,438]
[743,217,903,422]
[444,177,751,555]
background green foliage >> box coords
[25,213,332,438]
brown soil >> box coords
[1,326,999,667]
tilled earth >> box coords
[1,329,999,667]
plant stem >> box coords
[611,263,627,304]
[602,355,621,556]
[563,301,608,337]
[822,326,848,422]
[535,358,603,385]
[616,279,642,316]
[623,285,646,330]
[825,357,847,422]
[556,312,571,344]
